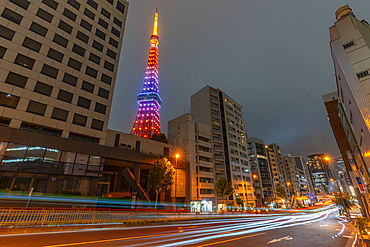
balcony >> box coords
[213,136,222,143]
[247,144,254,149]
[211,105,220,111]
[212,128,221,134]
[211,112,220,119]
[215,164,225,170]
[214,145,223,151]
[214,154,224,161]
[248,150,255,155]
[210,97,219,103]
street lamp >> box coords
[324,156,350,218]
[174,153,180,211]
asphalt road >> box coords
[0,206,355,247]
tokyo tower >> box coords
[130,7,162,139]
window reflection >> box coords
[1,143,27,171]
[21,146,46,173]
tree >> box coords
[275,185,288,201]
[214,177,234,201]
[150,133,168,143]
[332,191,354,208]
[147,158,175,209]
[236,197,244,209]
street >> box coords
[0,206,354,247]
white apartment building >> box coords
[0,0,128,145]
[327,5,370,213]
[168,113,214,212]
[191,86,255,208]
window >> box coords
[72,44,86,57]
[106,0,113,4]
[73,114,87,126]
[116,1,125,14]
[76,31,89,43]
[10,0,30,10]
[53,34,68,47]
[2,8,23,25]
[77,97,91,109]
[42,0,58,10]
[34,81,53,96]
[51,108,68,121]
[111,27,120,37]
[95,103,106,114]
[101,73,112,85]
[357,70,369,79]
[27,101,47,116]
[109,38,118,48]
[86,66,97,78]
[104,61,114,72]
[0,25,15,40]
[36,8,53,23]
[47,48,64,62]
[57,90,73,103]
[84,8,95,20]
[343,41,354,49]
[0,46,6,59]
[95,29,106,40]
[63,8,76,21]
[41,64,58,79]
[81,81,94,93]
[99,18,109,29]
[113,17,122,27]
[200,189,213,195]
[68,58,82,71]
[91,119,103,131]
[0,92,19,109]
[59,20,72,34]
[30,22,48,37]
[67,0,80,10]
[98,88,109,99]
[5,72,27,88]
[107,49,116,59]
[101,8,111,19]
[92,40,103,51]
[22,37,42,52]
[89,53,100,64]
[80,19,92,31]
[62,73,77,86]
[14,54,35,69]
[87,0,98,9]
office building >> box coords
[307,154,333,194]
[247,137,274,205]
[0,0,128,145]
[191,86,255,208]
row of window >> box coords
[0,89,104,131]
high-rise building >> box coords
[324,5,370,215]
[247,137,274,205]
[307,154,333,194]
[0,0,128,145]
[130,7,162,139]
[266,143,288,194]
[168,113,214,212]
[191,86,255,208]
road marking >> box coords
[320,224,328,227]
[267,236,293,244]
[42,232,180,247]
[194,232,266,247]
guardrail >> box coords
[0,209,123,225]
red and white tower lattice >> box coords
[130,7,162,139]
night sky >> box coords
[108,0,370,158]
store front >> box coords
[191,200,212,212]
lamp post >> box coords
[324,156,350,218]
[174,153,180,211]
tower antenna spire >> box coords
[131,7,162,139]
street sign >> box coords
[353,171,365,192]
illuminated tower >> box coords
[130,7,162,138]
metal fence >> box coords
[0,209,127,225]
